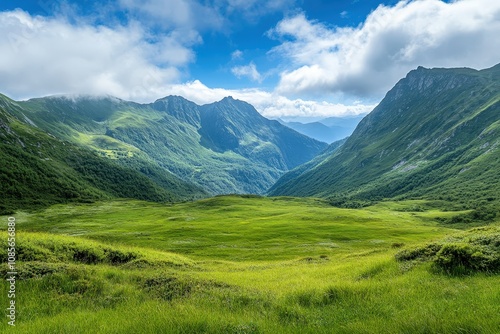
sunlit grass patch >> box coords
[0,197,498,333]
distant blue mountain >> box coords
[278,115,365,143]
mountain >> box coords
[278,120,337,143]
[320,115,365,129]
[269,64,500,207]
[268,138,347,191]
[8,94,326,195]
[0,94,206,214]
[279,115,364,143]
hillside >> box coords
[0,94,206,213]
[10,95,326,195]
[269,64,500,208]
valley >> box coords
[1,196,499,333]
[1,63,499,333]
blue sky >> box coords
[0,0,498,119]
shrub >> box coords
[394,243,442,262]
[44,269,105,295]
[1,234,141,266]
[15,243,56,262]
[434,242,499,274]
[438,207,497,225]
[395,226,500,274]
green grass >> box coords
[1,196,499,333]
[14,197,453,260]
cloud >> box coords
[0,10,199,101]
[164,80,374,118]
[222,0,296,21]
[231,49,243,60]
[118,0,224,30]
[118,0,295,31]
[269,0,500,98]
[0,9,372,119]
[231,62,262,82]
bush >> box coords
[434,242,499,274]
[15,243,56,262]
[438,206,497,225]
[394,243,442,262]
[44,267,105,295]
[395,226,500,274]
[0,233,142,266]
[328,198,374,209]
[70,244,106,264]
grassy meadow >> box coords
[1,196,499,333]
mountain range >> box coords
[278,115,364,143]
[0,93,326,212]
[269,64,500,208]
[2,63,499,213]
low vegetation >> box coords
[396,225,500,274]
[1,196,498,333]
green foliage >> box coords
[328,196,375,209]
[396,226,500,274]
[436,206,498,225]
[0,233,144,268]
[395,243,443,262]
[1,262,69,279]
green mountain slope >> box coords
[269,64,500,207]
[0,94,206,213]
[13,95,326,194]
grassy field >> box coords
[1,196,499,333]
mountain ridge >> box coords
[0,95,207,213]
[269,63,500,208]
[278,115,364,143]
[3,93,327,196]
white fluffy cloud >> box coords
[0,7,372,119]
[164,80,374,118]
[231,62,262,82]
[270,0,500,97]
[0,10,198,101]
[2,0,496,119]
